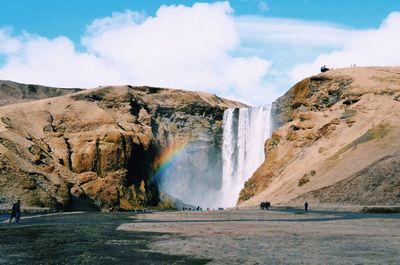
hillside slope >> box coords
[239,66,400,207]
[0,84,245,211]
[0,80,82,107]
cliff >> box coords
[0,83,245,211]
[239,66,400,207]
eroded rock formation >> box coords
[0,84,244,211]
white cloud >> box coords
[1,2,399,105]
[0,28,23,54]
[0,2,274,105]
[236,16,354,48]
[291,12,400,82]
[86,10,147,35]
[0,34,121,87]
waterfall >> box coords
[220,106,272,207]
[155,105,272,209]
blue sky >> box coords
[1,1,400,104]
[1,1,398,43]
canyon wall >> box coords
[0,83,244,211]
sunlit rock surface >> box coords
[239,67,400,207]
[0,82,245,211]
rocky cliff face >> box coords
[0,84,244,211]
[239,67,400,207]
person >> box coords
[304,202,309,212]
[8,200,21,224]
[8,203,16,224]
[15,200,21,224]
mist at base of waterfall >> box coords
[157,106,272,209]
[157,140,224,209]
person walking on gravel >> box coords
[304,202,309,213]
[8,200,21,224]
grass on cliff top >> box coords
[330,123,391,160]
[0,212,210,265]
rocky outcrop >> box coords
[0,80,82,107]
[239,67,400,206]
[0,84,244,211]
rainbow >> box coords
[151,141,190,182]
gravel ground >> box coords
[1,209,399,264]
[118,208,400,264]
[0,212,210,265]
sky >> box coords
[1,1,400,105]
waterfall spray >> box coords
[155,106,272,209]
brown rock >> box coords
[297,120,315,130]
[0,83,245,211]
[76,172,97,185]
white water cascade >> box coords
[220,106,273,207]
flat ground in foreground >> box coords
[1,208,400,264]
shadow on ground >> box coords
[0,212,211,265]
[124,208,400,224]
[267,208,400,222]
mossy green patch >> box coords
[298,175,310,187]
[298,170,316,187]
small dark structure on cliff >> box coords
[320,65,330,73]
